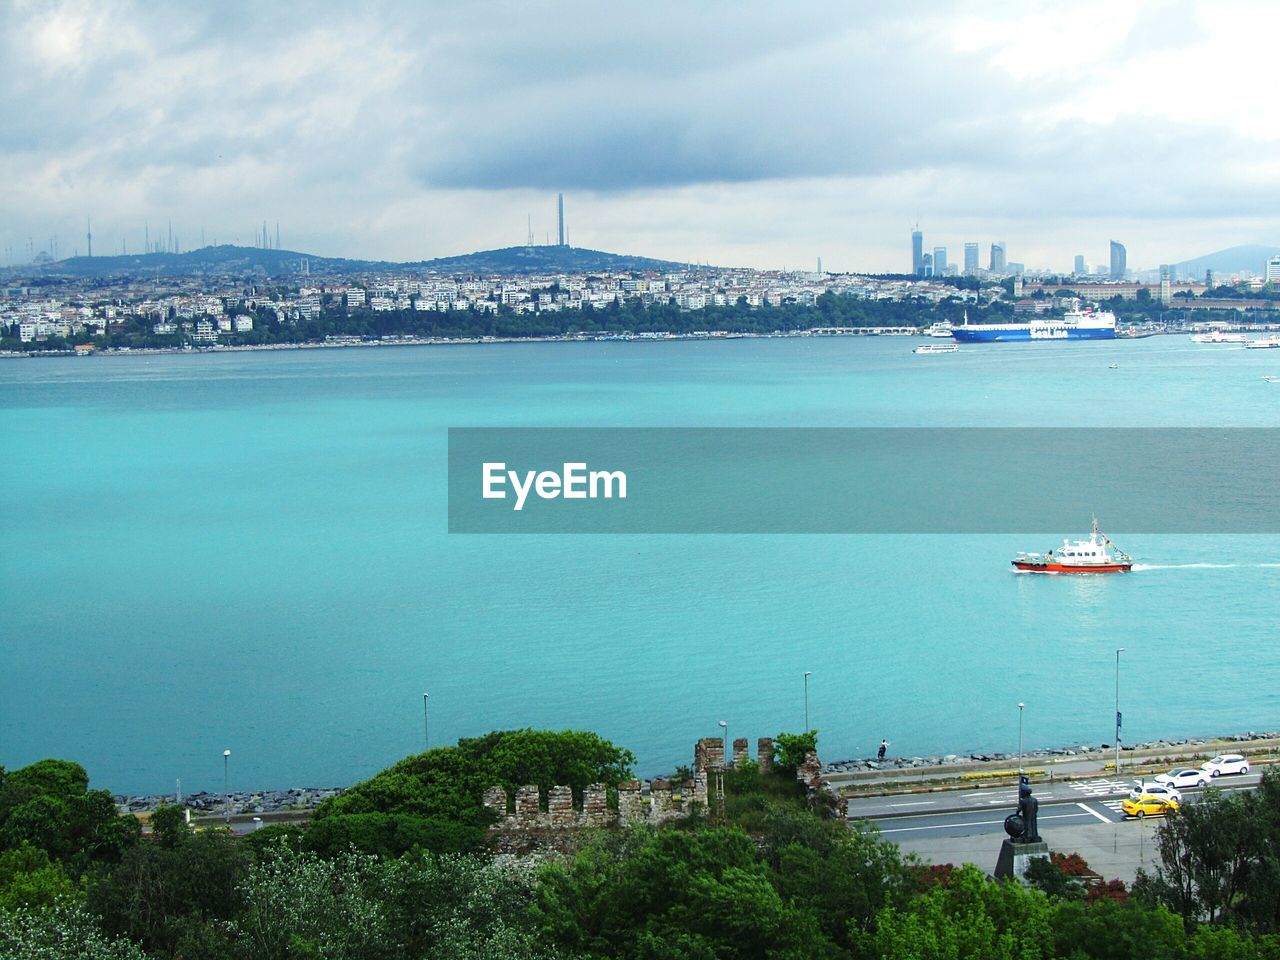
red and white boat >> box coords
[1012,519,1133,574]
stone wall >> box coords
[485,733,793,835]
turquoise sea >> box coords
[2,336,1279,794]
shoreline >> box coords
[0,326,1181,360]
[110,727,1280,815]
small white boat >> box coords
[1108,363,1118,369]
[1245,337,1280,349]
[914,343,958,354]
[925,321,955,338]
[1191,331,1248,343]
[1264,375,1279,383]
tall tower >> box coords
[964,242,978,275]
[933,246,947,276]
[1073,254,1085,275]
[557,193,565,247]
[911,225,923,276]
[86,217,92,258]
[1159,265,1172,304]
[1109,240,1126,280]
[989,242,1006,274]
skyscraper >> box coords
[964,242,979,274]
[1265,255,1280,284]
[933,246,947,276]
[557,193,566,247]
[1109,240,1126,280]
[922,252,933,278]
[1073,254,1085,275]
[911,227,924,276]
[989,242,1006,274]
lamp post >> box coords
[223,749,231,825]
[1017,703,1025,774]
[423,692,430,750]
[803,671,812,731]
[1115,648,1125,775]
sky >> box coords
[3,0,1279,273]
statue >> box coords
[995,775,1047,880]
[1003,776,1041,843]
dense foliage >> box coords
[3,751,1279,959]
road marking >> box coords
[887,801,933,808]
[877,811,1094,834]
[1077,802,1113,823]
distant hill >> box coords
[20,243,697,280]
[1174,244,1280,278]
[410,245,693,275]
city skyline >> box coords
[2,1,1278,272]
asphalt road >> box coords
[852,772,1261,844]
[846,770,1263,822]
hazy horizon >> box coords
[3,1,1278,273]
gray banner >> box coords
[447,428,1280,533]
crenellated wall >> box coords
[485,734,789,834]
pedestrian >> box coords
[877,739,888,761]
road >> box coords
[851,772,1261,882]
[846,770,1263,824]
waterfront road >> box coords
[846,770,1263,822]
[857,775,1262,883]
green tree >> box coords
[0,901,147,960]
[862,865,1054,960]
[772,731,818,774]
[316,729,635,831]
[87,830,250,956]
[1133,786,1254,927]
[0,844,78,911]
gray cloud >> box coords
[0,0,1276,269]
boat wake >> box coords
[1131,562,1280,571]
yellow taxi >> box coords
[1121,794,1180,819]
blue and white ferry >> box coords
[952,303,1117,343]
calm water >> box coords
[2,336,1278,794]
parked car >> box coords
[1121,794,1180,819]
[1154,767,1209,790]
[1201,754,1250,778]
[1128,782,1182,804]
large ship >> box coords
[1012,519,1133,574]
[952,301,1116,343]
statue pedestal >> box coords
[994,839,1049,882]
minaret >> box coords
[557,193,565,247]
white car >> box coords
[1155,768,1209,790]
[1201,754,1250,778]
[1128,782,1182,804]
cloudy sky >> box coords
[3,0,1278,272]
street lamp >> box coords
[1115,648,1125,775]
[223,749,231,825]
[423,692,430,750]
[803,671,812,731]
[1017,703,1025,773]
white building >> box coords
[1266,256,1280,284]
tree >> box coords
[0,902,148,960]
[0,844,78,911]
[1133,787,1254,926]
[87,830,250,956]
[772,731,818,774]
[147,805,188,850]
[315,729,635,831]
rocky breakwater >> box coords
[822,729,1280,775]
[114,786,344,816]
